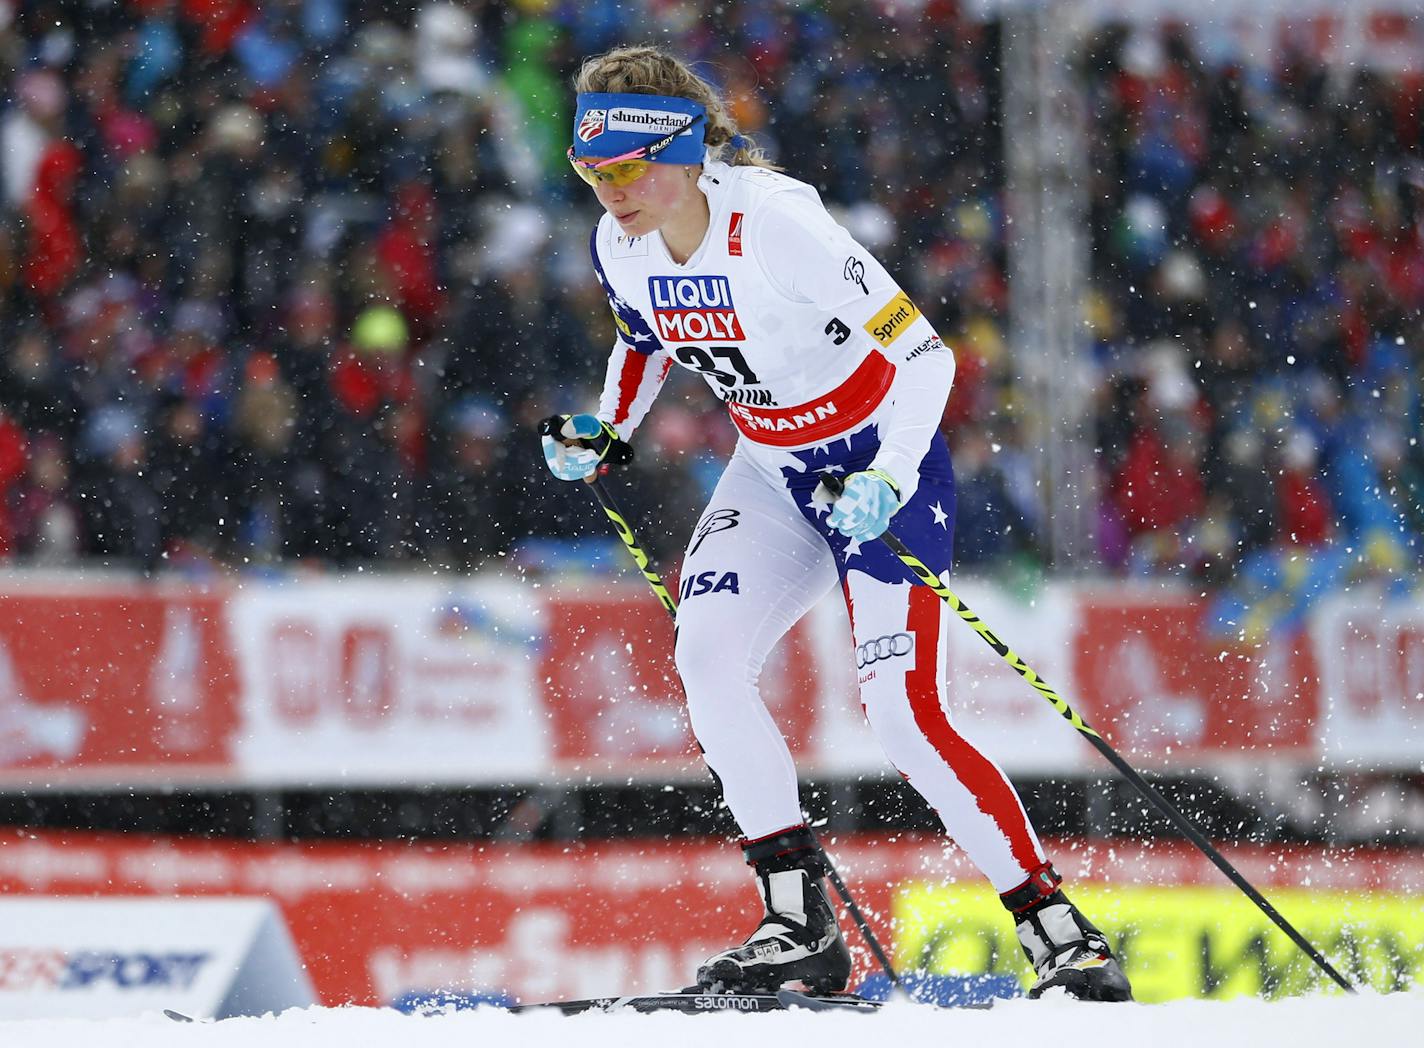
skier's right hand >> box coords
[538,413,632,481]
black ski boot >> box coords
[696,826,852,994]
[1002,863,1133,1002]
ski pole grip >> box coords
[818,472,846,499]
[537,414,635,467]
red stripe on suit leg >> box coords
[903,585,1043,874]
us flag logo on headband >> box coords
[577,109,606,142]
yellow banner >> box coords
[894,883,1424,1002]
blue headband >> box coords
[572,92,707,165]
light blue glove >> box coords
[825,469,902,541]
[540,413,622,481]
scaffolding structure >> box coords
[1003,1,1098,570]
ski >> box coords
[775,989,881,1013]
[508,989,882,1015]
[781,988,1000,1012]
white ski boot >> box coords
[1004,863,1133,1001]
[696,826,852,994]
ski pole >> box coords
[538,417,678,615]
[817,473,1355,994]
[586,472,678,616]
[542,414,903,987]
[822,863,901,989]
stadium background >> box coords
[0,0,1421,1015]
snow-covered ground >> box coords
[1,992,1419,1048]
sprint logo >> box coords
[865,292,920,348]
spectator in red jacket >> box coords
[23,141,84,305]
[1276,429,1334,549]
[0,408,28,559]
[1108,373,1207,567]
[375,180,445,343]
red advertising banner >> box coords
[0,576,1416,785]
[1,830,1416,1006]
[0,586,237,778]
[541,591,819,772]
[1070,595,1319,762]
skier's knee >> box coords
[862,691,920,748]
[673,628,724,695]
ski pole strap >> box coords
[742,825,826,875]
[590,419,634,466]
[999,862,1064,913]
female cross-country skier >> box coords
[541,45,1131,1003]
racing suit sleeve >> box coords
[750,192,955,505]
[587,222,673,440]
[597,339,674,440]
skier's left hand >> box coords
[826,469,901,542]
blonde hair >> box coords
[575,45,780,170]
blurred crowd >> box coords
[1079,24,1424,637]
[0,2,1420,610]
[0,0,998,573]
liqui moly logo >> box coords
[648,275,745,342]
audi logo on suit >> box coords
[855,633,914,668]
